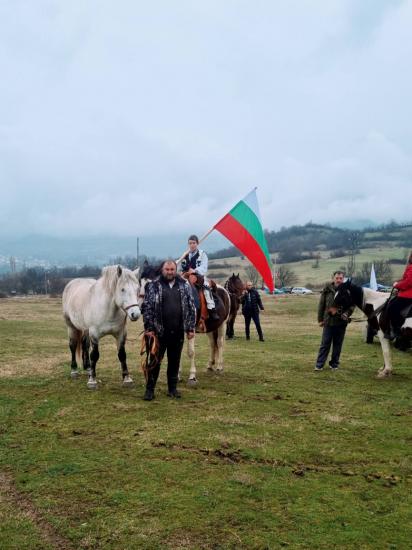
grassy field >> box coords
[0,295,411,549]
[209,247,407,288]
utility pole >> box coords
[9,256,16,273]
[136,237,139,267]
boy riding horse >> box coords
[180,234,219,322]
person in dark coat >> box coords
[386,251,412,339]
[241,281,265,341]
[315,271,354,371]
[142,260,196,401]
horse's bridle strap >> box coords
[123,303,139,312]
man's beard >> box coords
[162,273,176,281]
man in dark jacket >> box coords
[241,281,265,341]
[143,260,196,400]
[315,271,354,371]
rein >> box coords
[140,332,160,381]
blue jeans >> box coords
[315,325,347,369]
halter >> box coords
[122,303,140,313]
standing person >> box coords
[386,251,412,340]
[315,271,354,371]
[142,260,196,401]
[241,280,265,342]
[181,234,219,321]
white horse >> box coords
[333,280,412,378]
[139,265,230,385]
[62,265,141,389]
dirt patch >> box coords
[0,354,68,378]
[0,471,74,549]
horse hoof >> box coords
[216,369,223,375]
[376,370,391,379]
[70,370,79,379]
[87,379,98,390]
[187,378,198,386]
[122,376,134,387]
[85,368,92,376]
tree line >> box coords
[210,222,412,262]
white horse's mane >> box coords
[100,266,138,295]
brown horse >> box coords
[225,273,245,339]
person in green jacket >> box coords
[315,271,355,371]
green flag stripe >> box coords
[230,201,271,263]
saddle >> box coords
[182,272,218,332]
[371,295,412,334]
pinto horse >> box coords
[224,273,245,339]
[62,265,141,389]
[139,264,230,385]
[333,279,412,378]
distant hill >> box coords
[0,232,228,273]
[210,221,412,260]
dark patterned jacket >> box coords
[318,283,355,327]
[241,288,264,315]
[143,276,196,336]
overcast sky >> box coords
[1,0,411,240]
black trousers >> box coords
[387,297,412,330]
[146,330,184,392]
[243,311,263,339]
[315,324,347,369]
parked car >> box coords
[290,287,313,295]
[279,287,293,294]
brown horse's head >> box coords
[225,273,244,297]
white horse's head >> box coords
[110,266,141,321]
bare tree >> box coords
[244,264,259,286]
[276,265,297,287]
[356,260,393,285]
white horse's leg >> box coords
[87,335,99,389]
[206,332,216,371]
[215,323,226,373]
[116,331,134,387]
[67,326,81,379]
[187,335,197,385]
[376,329,393,378]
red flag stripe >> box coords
[214,214,274,292]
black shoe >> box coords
[143,389,154,401]
[167,389,181,398]
[208,308,220,322]
[259,337,265,342]
[246,336,250,340]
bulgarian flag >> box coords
[213,188,274,292]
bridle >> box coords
[122,303,140,314]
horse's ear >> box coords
[232,273,235,277]
[133,267,140,278]
[117,265,122,277]
[237,273,239,277]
